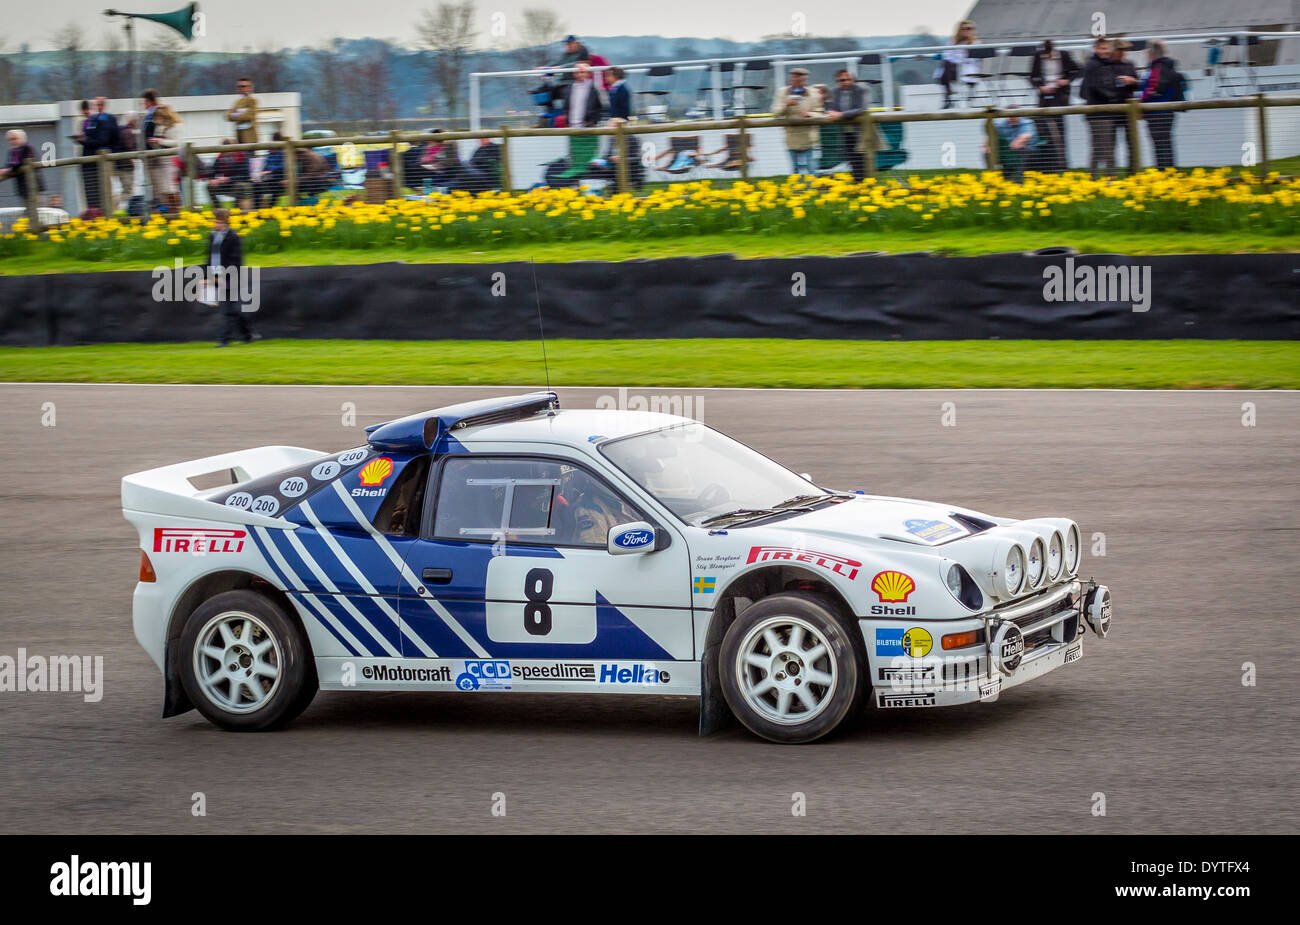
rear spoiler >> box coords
[121,445,325,528]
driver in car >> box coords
[563,468,633,545]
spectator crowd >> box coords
[2,26,1199,219]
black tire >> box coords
[178,589,316,731]
[719,591,865,744]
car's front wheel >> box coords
[719,592,865,744]
[178,589,316,731]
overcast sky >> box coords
[14,0,974,51]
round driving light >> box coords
[1047,531,1064,581]
[1026,537,1045,588]
[1002,544,1026,596]
[1084,584,1112,638]
[1064,524,1081,574]
[991,622,1025,676]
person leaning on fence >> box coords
[226,77,259,145]
[558,62,605,181]
[1109,41,1139,165]
[1030,39,1079,172]
[0,129,42,206]
[823,69,868,181]
[1081,37,1123,175]
[772,67,823,177]
[141,89,183,217]
[983,107,1038,182]
[115,112,142,215]
[205,208,259,347]
[1140,40,1183,169]
[73,101,103,215]
[207,139,253,211]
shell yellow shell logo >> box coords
[871,570,916,603]
[358,457,394,487]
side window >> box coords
[432,457,639,547]
[372,456,430,536]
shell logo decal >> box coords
[871,570,916,603]
[357,457,394,487]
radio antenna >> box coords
[530,259,551,391]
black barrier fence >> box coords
[1,253,1296,346]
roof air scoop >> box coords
[365,391,559,452]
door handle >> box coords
[422,567,453,584]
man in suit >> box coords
[1030,40,1079,171]
[563,62,605,127]
[606,67,631,122]
[1081,38,1125,175]
[226,77,259,145]
[74,101,103,213]
[824,69,868,180]
[204,208,259,347]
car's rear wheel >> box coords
[719,592,865,744]
[179,589,316,731]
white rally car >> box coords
[121,392,1112,744]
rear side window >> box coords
[373,456,430,536]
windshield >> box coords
[600,423,825,525]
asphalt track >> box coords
[1,384,1296,834]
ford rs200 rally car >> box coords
[121,392,1112,744]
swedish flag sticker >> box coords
[693,576,717,594]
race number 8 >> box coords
[523,567,553,636]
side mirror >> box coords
[799,473,813,482]
[608,521,657,555]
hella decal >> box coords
[600,663,671,684]
[746,546,861,580]
[153,528,246,554]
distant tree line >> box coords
[0,4,944,126]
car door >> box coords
[398,454,694,670]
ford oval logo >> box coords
[615,529,653,548]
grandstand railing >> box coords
[469,29,1300,127]
[10,93,1300,230]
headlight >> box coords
[1026,537,1045,588]
[944,562,984,611]
[1002,544,1026,596]
[1047,530,1064,581]
[1065,523,1081,574]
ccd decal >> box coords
[456,659,511,691]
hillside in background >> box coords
[0,31,943,123]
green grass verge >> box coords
[2,229,1295,276]
[1,339,1295,389]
